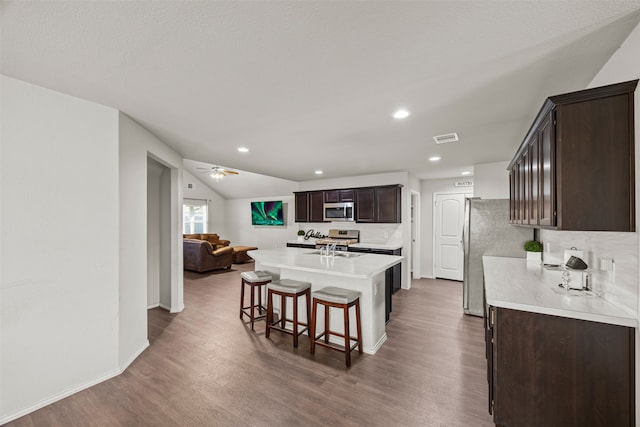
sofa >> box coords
[183,233,257,264]
[183,233,230,247]
[183,239,234,273]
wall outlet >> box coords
[600,258,614,271]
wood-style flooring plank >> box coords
[6,263,493,426]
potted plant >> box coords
[524,240,543,262]
[297,229,306,242]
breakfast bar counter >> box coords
[249,247,403,354]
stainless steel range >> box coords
[315,229,360,249]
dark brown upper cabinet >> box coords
[508,79,637,231]
[294,191,324,223]
[295,185,401,223]
[356,185,401,223]
[324,189,355,203]
[294,192,309,223]
[355,188,375,222]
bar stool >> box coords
[265,279,312,348]
[239,271,272,330]
[310,286,363,367]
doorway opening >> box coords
[147,156,172,310]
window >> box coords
[183,199,208,234]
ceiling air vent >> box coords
[433,132,459,144]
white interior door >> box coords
[434,193,466,281]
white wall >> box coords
[473,161,509,199]
[182,169,227,236]
[420,177,474,278]
[539,229,638,314]
[118,113,185,381]
[1,77,120,422]
[226,196,296,248]
[582,19,640,422]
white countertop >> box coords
[349,242,402,251]
[483,256,637,328]
[286,239,402,251]
[249,247,403,279]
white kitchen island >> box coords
[248,247,403,354]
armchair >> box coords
[183,239,234,273]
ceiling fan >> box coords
[197,165,239,181]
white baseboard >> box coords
[147,302,160,309]
[119,340,150,372]
[169,303,184,313]
[0,367,121,425]
[366,333,387,355]
[1,342,150,425]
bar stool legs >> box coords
[265,279,312,348]
[239,271,272,330]
[310,287,363,367]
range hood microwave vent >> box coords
[433,132,459,144]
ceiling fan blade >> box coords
[223,170,239,175]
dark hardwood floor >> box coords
[7,263,493,426]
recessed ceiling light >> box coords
[393,109,411,119]
[237,147,249,153]
[315,170,323,175]
[461,171,471,175]
[428,156,441,162]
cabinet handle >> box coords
[490,307,495,327]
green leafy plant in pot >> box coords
[297,229,306,241]
[524,240,543,262]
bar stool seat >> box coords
[266,279,311,348]
[310,286,363,367]
[240,271,272,330]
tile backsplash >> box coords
[539,229,639,316]
[300,223,402,245]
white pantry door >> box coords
[434,193,466,281]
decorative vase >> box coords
[526,251,542,262]
[297,236,304,242]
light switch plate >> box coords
[600,258,614,271]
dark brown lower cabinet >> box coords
[486,306,634,427]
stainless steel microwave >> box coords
[323,202,355,222]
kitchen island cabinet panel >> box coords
[489,306,634,427]
[348,246,402,323]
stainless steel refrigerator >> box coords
[462,198,533,317]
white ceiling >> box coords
[3,1,640,198]
[184,159,298,200]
